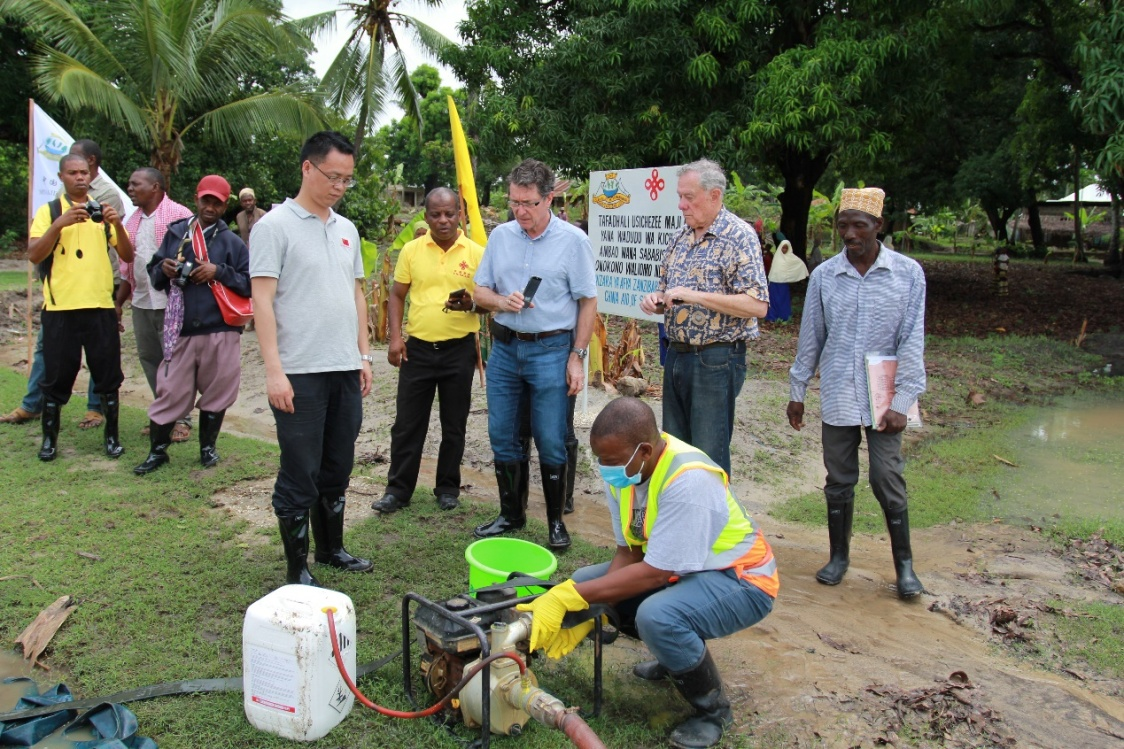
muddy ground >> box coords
[2,257,1123,747]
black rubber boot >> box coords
[885,507,923,599]
[277,513,320,587]
[816,500,853,585]
[198,410,225,468]
[519,434,532,512]
[668,649,733,749]
[474,462,526,538]
[102,392,124,459]
[134,421,174,475]
[563,439,578,514]
[38,401,61,462]
[542,463,571,550]
[633,660,669,682]
[311,495,373,572]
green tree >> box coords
[446,0,940,259]
[0,0,324,183]
[300,0,453,160]
[1075,2,1124,270]
[370,65,459,194]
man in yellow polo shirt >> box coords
[372,188,485,513]
[28,153,134,461]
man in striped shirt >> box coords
[787,187,926,600]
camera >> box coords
[172,259,195,288]
[84,200,104,223]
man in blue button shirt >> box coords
[787,187,927,600]
[473,159,597,550]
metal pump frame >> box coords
[401,591,605,748]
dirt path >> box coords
[2,296,1122,748]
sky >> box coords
[280,0,469,127]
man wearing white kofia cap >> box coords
[235,187,267,245]
[786,187,927,600]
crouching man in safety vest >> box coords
[517,397,778,748]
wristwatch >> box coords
[571,347,588,360]
[360,354,374,363]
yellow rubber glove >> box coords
[515,579,588,653]
[544,619,595,660]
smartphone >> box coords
[448,288,467,299]
[522,276,542,308]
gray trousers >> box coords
[131,306,165,396]
[821,423,908,512]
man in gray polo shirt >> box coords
[250,131,374,587]
[472,158,597,550]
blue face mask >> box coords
[598,443,645,489]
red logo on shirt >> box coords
[459,261,468,270]
[342,238,351,248]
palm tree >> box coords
[0,0,324,182]
[299,1,453,159]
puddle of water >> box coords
[1,649,34,705]
[997,402,1124,523]
[0,650,93,748]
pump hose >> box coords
[326,607,527,719]
[0,648,402,724]
[559,713,609,749]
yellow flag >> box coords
[448,96,487,246]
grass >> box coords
[1042,601,1124,679]
[0,270,30,293]
[0,368,751,749]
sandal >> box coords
[77,411,104,429]
[171,422,191,443]
[0,407,39,424]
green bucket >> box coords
[465,538,558,598]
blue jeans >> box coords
[573,561,774,672]
[23,326,101,413]
[662,341,747,477]
[486,336,571,466]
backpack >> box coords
[37,198,113,303]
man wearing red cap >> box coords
[133,175,250,476]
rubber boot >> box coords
[311,495,373,572]
[519,434,532,513]
[885,507,923,599]
[542,463,571,550]
[815,500,853,585]
[668,649,733,749]
[38,401,61,462]
[633,660,669,682]
[134,421,174,475]
[102,393,124,459]
[198,409,225,468]
[277,513,319,587]
[474,462,526,538]
[563,439,578,514]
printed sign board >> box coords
[587,166,685,321]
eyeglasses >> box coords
[508,198,543,210]
[311,162,357,189]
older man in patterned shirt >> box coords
[786,187,926,600]
[640,159,768,477]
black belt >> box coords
[491,321,571,344]
[407,333,474,350]
[668,340,747,354]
